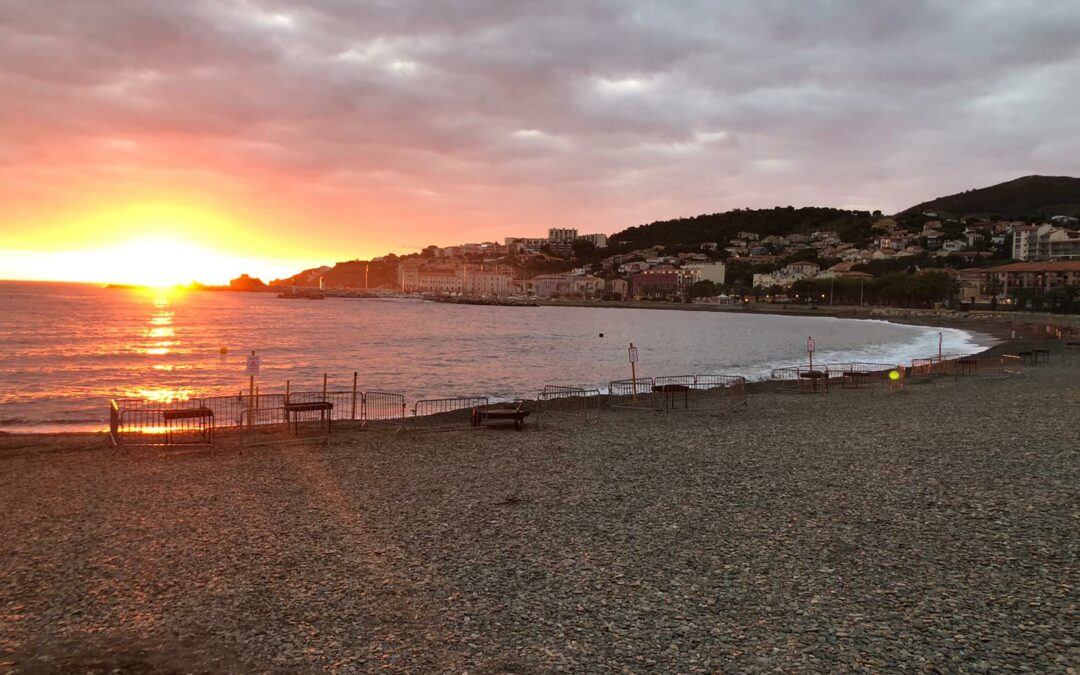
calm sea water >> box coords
[0,281,989,432]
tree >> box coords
[689,280,719,298]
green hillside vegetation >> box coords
[608,206,879,251]
[900,175,1080,218]
[273,257,402,289]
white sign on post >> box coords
[628,346,639,363]
[807,337,815,354]
[246,354,261,376]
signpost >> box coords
[628,342,639,398]
[807,336,817,392]
[938,331,943,362]
[246,351,260,427]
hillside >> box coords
[608,206,878,250]
[900,175,1080,218]
[271,257,403,288]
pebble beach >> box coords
[1,350,1078,673]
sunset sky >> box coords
[2,1,1078,285]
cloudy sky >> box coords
[1,0,1078,282]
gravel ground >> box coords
[1,356,1078,673]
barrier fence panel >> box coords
[826,362,895,390]
[411,396,490,431]
[960,352,1023,378]
[238,406,288,428]
[770,367,828,394]
[363,391,408,429]
[825,363,851,383]
[1005,342,1053,366]
[537,386,602,426]
[853,362,896,388]
[910,358,939,377]
[204,394,286,428]
[110,398,214,447]
[240,405,330,447]
[288,390,356,422]
[608,377,659,411]
[911,355,964,378]
[652,375,747,412]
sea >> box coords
[0,280,992,433]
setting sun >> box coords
[0,201,329,286]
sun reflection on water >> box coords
[124,388,194,403]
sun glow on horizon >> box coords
[0,202,332,286]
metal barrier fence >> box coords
[955,352,1024,379]
[825,362,895,390]
[363,391,408,429]
[771,366,829,394]
[1003,343,1052,366]
[204,394,286,428]
[910,354,964,377]
[288,390,355,421]
[609,375,748,412]
[608,377,658,411]
[111,387,409,446]
[411,396,490,431]
[536,385,602,426]
[240,405,331,447]
[110,398,214,448]
[652,375,747,412]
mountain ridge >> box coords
[899,175,1080,218]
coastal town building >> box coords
[630,267,686,299]
[606,278,629,298]
[397,260,514,296]
[681,261,726,285]
[961,261,1080,300]
[461,266,514,296]
[528,273,603,298]
[577,233,608,248]
[752,261,822,289]
[504,237,548,254]
[505,229,608,254]
[1012,224,1080,261]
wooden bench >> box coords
[797,370,829,393]
[652,383,691,408]
[284,401,334,435]
[842,370,874,389]
[1016,349,1049,365]
[956,358,978,375]
[472,401,530,430]
[161,407,214,445]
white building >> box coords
[461,266,513,296]
[1013,224,1080,261]
[548,228,578,243]
[577,233,608,248]
[681,261,726,285]
[752,261,820,289]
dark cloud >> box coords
[1,0,1078,245]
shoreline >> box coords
[2,305,1068,439]
[539,297,1080,330]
